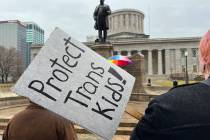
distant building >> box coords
[0,20,27,68]
[30,44,44,61]
[25,22,44,44]
[86,9,201,80]
[24,22,44,65]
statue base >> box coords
[91,42,113,58]
[123,53,146,101]
[90,44,146,101]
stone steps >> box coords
[75,126,133,135]
[0,96,29,109]
[0,130,3,135]
[0,117,137,136]
[0,122,7,130]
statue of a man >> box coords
[93,0,111,43]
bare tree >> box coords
[0,46,23,83]
[0,46,6,83]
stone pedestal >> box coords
[123,53,145,101]
[91,43,113,58]
[91,43,146,101]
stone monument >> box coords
[92,0,113,58]
[92,2,145,100]
[123,53,145,101]
[93,0,111,43]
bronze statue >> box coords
[93,0,111,43]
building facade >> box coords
[25,22,44,45]
[24,22,44,65]
[86,9,201,79]
[0,20,27,68]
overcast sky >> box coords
[0,0,209,41]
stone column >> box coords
[165,49,171,75]
[158,49,163,75]
[120,14,123,29]
[136,15,139,32]
[148,50,153,75]
[141,16,144,33]
[138,16,141,32]
[127,51,131,56]
[132,14,135,30]
[114,16,118,32]
[175,49,181,73]
[112,16,115,32]
[110,17,114,33]
[112,16,114,32]
[110,17,112,31]
[126,14,129,29]
[187,48,193,73]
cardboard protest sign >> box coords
[13,28,135,140]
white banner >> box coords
[13,28,135,140]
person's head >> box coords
[199,30,210,79]
[100,0,105,5]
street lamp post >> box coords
[184,51,189,84]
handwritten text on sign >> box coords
[13,28,135,140]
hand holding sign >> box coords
[13,28,135,140]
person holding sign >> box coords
[3,102,77,140]
[130,30,210,140]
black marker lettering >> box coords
[83,82,98,95]
[52,69,69,82]
[50,58,72,73]
[102,96,118,107]
[64,90,88,108]
[62,55,78,68]
[28,80,56,101]
[91,62,105,74]
[92,102,114,120]
[105,85,122,102]
[46,77,62,92]
[76,87,91,100]
[107,78,124,92]
[63,37,85,53]
[86,71,103,84]
[65,46,81,59]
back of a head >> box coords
[100,0,104,5]
[199,30,210,66]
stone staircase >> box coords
[0,96,29,109]
[0,117,137,136]
[0,118,9,135]
[0,96,144,137]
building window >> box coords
[28,24,32,29]
[121,51,128,56]
[131,50,138,55]
[113,51,118,55]
[182,65,185,73]
[192,48,198,57]
[193,65,197,73]
[181,49,187,57]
